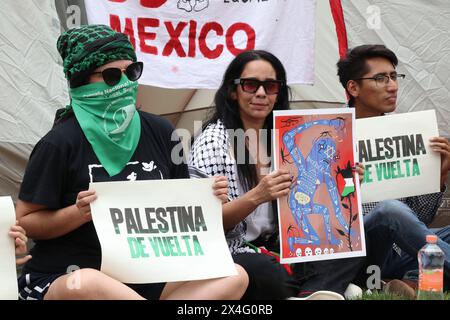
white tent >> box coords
[1,0,449,211]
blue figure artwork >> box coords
[282,117,354,252]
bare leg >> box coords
[160,264,248,300]
[44,268,145,300]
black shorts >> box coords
[18,271,166,300]
[18,272,65,300]
[232,252,299,299]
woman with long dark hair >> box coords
[189,50,298,299]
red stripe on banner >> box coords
[329,0,348,58]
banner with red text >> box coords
[85,0,316,88]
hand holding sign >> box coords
[252,169,292,205]
[76,190,97,222]
[9,221,32,265]
[353,162,365,185]
[212,176,229,204]
[429,137,450,188]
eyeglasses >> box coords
[234,78,284,95]
[354,73,405,86]
[91,61,144,86]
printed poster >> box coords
[274,109,366,264]
[89,178,237,283]
[356,110,441,203]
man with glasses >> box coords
[340,44,450,297]
[294,44,450,299]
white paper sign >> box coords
[90,178,237,283]
[356,110,441,203]
[0,197,19,300]
[85,0,316,88]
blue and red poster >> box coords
[274,109,366,263]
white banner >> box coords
[0,196,19,300]
[89,178,237,284]
[85,0,316,88]
[356,110,441,203]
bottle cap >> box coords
[426,234,438,243]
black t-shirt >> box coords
[19,111,189,274]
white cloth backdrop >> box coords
[85,0,316,88]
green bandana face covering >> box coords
[69,75,141,176]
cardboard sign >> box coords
[356,110,440,203]
[90,178,237,283]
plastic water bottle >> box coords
[417,234,445,300]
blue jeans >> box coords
[293,199,450,295]
[364,200,450,286]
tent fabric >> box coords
[329,0,348,59]
[0,0,67,146]
[0,0,68,200]
[0,142,31,202]
[341,0,450,137]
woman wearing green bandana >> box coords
[15,25,248,300]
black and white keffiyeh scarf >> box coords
[189,120,253,253]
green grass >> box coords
[360,290,412,300]
[358,290,450,300]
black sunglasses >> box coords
[234,78,284,95]
[91,61,144,86]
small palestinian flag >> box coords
[336,160,355,198]
[341,178,355,197]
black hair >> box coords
[203,49,290,191]
[336,44,398,107]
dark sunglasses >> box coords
[91,61,144,86]
[234,78,284,95]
